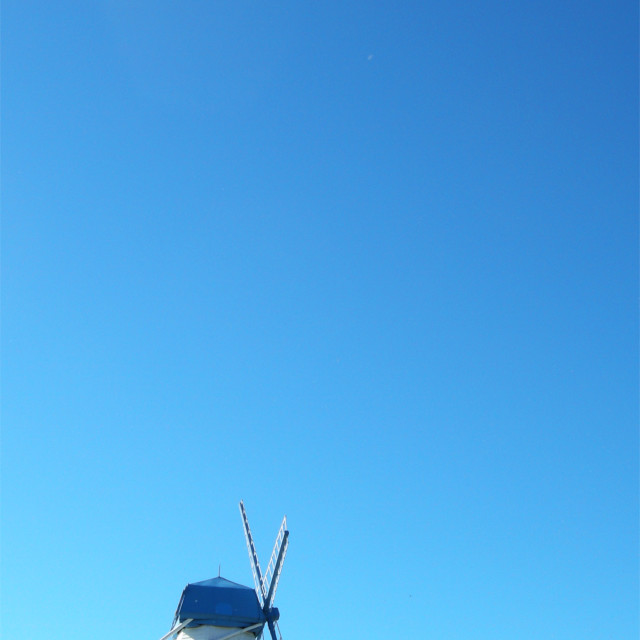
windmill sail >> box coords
[261,516,288,607]
[264,526,289,610]
[239,500,267,605]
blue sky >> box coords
[2,1,637,638]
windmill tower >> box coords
[159,501,289,640]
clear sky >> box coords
[1,1,638,639]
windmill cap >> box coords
[174,576,267,627]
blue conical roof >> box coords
[174,576,266,630]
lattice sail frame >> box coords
[262,515,288,608]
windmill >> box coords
[159,501,290,640]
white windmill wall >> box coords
[177,626,258,640]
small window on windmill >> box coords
[215,602,233,615]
